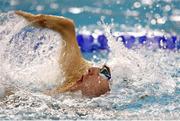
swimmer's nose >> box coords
[88,68,99,75]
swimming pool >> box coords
[0,0,179,120]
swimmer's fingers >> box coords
[15,11,38,22]
[16,11,48,28]
[16,11,75,32]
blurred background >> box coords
[0,0,179,34]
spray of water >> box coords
[100,16,179,95]
[0,12,64,95]
[0,11,179,120]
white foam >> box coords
[100,18,178,95]
[0,84,5,98]
[0,12,64,92]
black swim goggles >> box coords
[99,65,111,80]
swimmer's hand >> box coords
[15,10,75,32]
[15,10,50,28]
[16,10,37,22]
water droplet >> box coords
[50,3,59,9]
[134,2,141,8]
[68,7,83,14]
[151,19,157,25]
[164,5,171,12]
[36,5,44,11]
[157,17,167,24]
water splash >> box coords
[0,12,179,120]
[100,16,179,95]
[0,12,64,93]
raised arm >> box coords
[16,11,91,94]
[15,11,79,51]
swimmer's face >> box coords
[86,65,111,80]
[79,65,111,97]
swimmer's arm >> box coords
[16,11,90,95]
[15,11,77,47]
[15,11,74,31]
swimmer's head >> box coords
[86,65,111,79]
[76,65,111,97]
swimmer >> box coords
[15,11,111,98]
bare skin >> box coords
[70,67,110,97]
[15,11,111,97]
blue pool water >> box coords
[0,0,180,120]
[0,0,180,33]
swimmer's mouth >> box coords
[100,65,111,80]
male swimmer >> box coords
[15,11,111,98]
